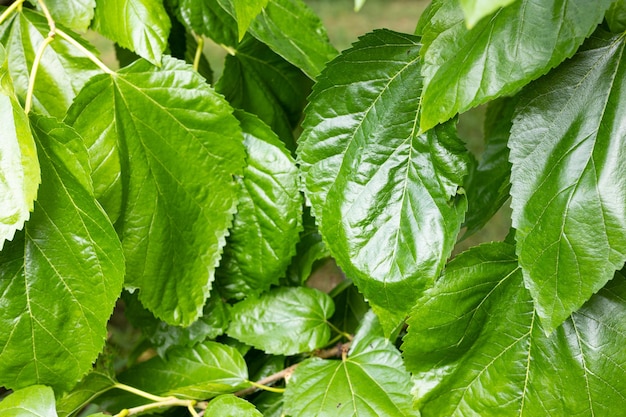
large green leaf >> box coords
[227,287,334,355]
[0,115,124,392]
[298,29,468,333]
[216,111,302,299]
[417,0,613,132]
[216,37,312,151]
[0,385,57,417]
[217,0,337,79]
[232,0,268,40]
[40,0,96,32]
[65,56,246,326]
[0,47,39,250]
[204,395,263,417]
[509,30,626,332]
[92,0,170,65]
[176,0,238,47]
[118,341,249,400]
[0,8,101,117]
[56,370,116,417]
[284,333,417,416]
[459,0,517,27]
[403,242,626,416]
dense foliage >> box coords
[0,0,625,415]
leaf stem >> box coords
[0,0,24,26]
[113,397,197,417]
[327,321,354,341]
[56,28,114,74]
[193,33,204,72]
[235,364,299,397]
[24,35,54,113]
[113,383,172,403]
[246,380,286,393]
[36,0,55,36]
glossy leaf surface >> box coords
[0,9,101,117]
[0,385,57,417]
[0,116,124,392]
[66,56,245,326]
[118,341,249,399]
[298,29,468,332]
[177,0,238,47]
[459,0,517,27]
[417,0,613,132]
[217,111,302,299]
[284,334,416,417]
[204,395,263,417]
[92,0,170,65]
[227,287,334,355]
[403,242,626,416]
[232,0,268,40]
[509,30,626,331]
[43,0,95,32]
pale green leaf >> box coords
[65,56,246,326]
[56,370,116,417]
[38,0,95,32]
[284,334,417,417]
[0,115,124,392]
[176,0,238,47]
[216,37,312,151]
[216,111,302,299]
[606,0,626,32]
[509,30,626,332]
[459,0,517,28]
[403,242,626,416]
[417,0,613,132]
[298,29,468,333]
[0,8,101,117]
[118,341,249,400]
[227,287,334,355]
[204,395,263,417]
[0,385,57,417]
[232,0,269,40]
[92,0,170,65]
[354,0,366,12]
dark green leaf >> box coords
[509,30,626,331]
[177,0,238,47]
[329,281,369,335]
[39,0,95,32]
[204,395,262,417]
[232,0,268,40]
[284,333,417,417]
[0,115,124,392]
[227,287,334,355]
[118,341,249,400]
[459,0,517,27]
[298,29,468,333]
[0,8,101,117]
[606,0,626,33]
[417,0,613,132]
[216,111,302,299]
[285,206,329,285]
[56,370,116,417]
[92,0,171,65]
[403,242,626,416]
[253,391,283,417]
[463,97,516,236]
[0,385,56,417]
[65,56,246,326]
[216,37,312,151]
[217,0,337,78]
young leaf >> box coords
[92,0,171,65]
[227,287,334,355]
[298,29,468,333]
[417,0,613,132]
[0,385,57,417]
[403,242,626,416]
[509,30,626,332]
[0,8,101,117]
[0,115,124,392]
[459,0,517,28]
[216,111,302,299]
[39,0,96,32]
[204,395,263,417]
[56,370,117,417]
[216,37,312,151]
[176,0,238,47]
[217,0,338,78]
[232,0,269,41]
[118,341,249,400]
[65,56,246,326]
[284,334,417,417]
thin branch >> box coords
[113,398,196,417]
[193,33,204,72]
[56,28,114,74]
[0,0,24,26]
[36,0,55,36]
[24,35,54,113]
[113,383,172,403]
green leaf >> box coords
[0,8,101,117]
[463,96,516,236]
[118,341,249,400]
[204,395,263,417]
[0,115,124,392]
[0,54,40,250]
[285,207,329,285]
[354,0,366,12]
[298,29,468,333]
[403,242,626,416]
[217,0,338,78]
[39,0,96,32]
[92,0,170,65]
[459,0,517,28]
[509,30,626,332]
[417,0,613,132]
[329,281,369,335]
[606,0,626,33]
[216,111,302,299]
[0,385,57,417]
[176,0,238,47]
[284,334,417,417]
[216,37,312,151]
[227,287,334,355]
[253,391,283,417]
[232,0,268,41]
[56,370,116,417]
[65,56,246,326]
[167,11,213,84]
